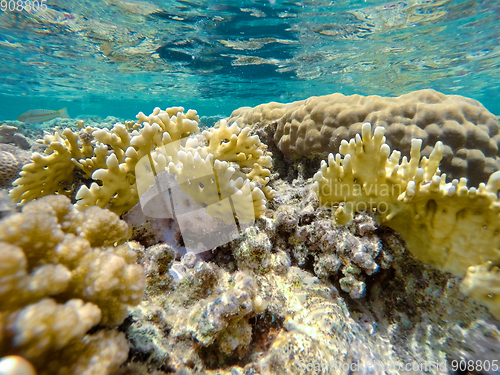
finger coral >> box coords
[9,108,199,214]
[312,122,500,317]
[10,107,274,220]
[0,195,145,374]
[228,89,500,187]
[9,127,95,203]
[73,107,201,214]
[134,118,274,249]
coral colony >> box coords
[1,89,500,374]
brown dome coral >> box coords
[228,89,500,187]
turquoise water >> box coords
[0,0,499,121]
[2,2,500,373]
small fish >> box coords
[17,108,69,124]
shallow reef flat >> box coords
[1,89,500,374]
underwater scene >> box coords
[0,0,500,374]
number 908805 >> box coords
[1,0,47,12]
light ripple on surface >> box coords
[0,0,498,119]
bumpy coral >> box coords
[126,248,266,371]
[10,107,273,220]
[233,178,395,299]
[175,270,258,348]
[0,191,15,220]
[298,212,391,299]
[42,330,130,375]
[126,236,500,375]
[228,89,500,186]
[0,144,31,189]
[312,122,500,316]
[0,195,145,374]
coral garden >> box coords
[1,89,500,374]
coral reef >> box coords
[9,108,201,213]
[228,89,500,186]
[126,246,267,372]
[0,191,15,220]
[0,195,145,374]
[461,261,500,319]
[124,200,500,374]
[10,108,273,220]
[9,127,96,203]
[312,122,500,316]
[313,123,500,318]
[0,124,33,189]
[136,118,274,233]
[118,155,500,374]
[3,91,500,374]
[230,188,392,300]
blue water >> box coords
[0,0,499,121]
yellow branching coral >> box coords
[75,151,136,214]
[203,119,274,200]
[10,107,274,219]
[166,152,268,223]
[204,119,272,169]
[75,108,200,214]
[9,107,199,214]
[9,127,95,203]
[135,121,274,239]
[136,106,200,141]
[313,122,500,317]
